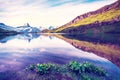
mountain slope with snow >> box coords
[0,23,17,33]
[0,23,16,32]
[16,23,40,33]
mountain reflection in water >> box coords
[61,33,120,67]
[0,33,40,43]
[0,33,120,79]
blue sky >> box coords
[46,0,80,7]
[0,0,117,28]
[46,0,103,7]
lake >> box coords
[0,33,120,80]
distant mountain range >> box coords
[41,26,55,33]
[16,23,40,33]
[0,23,40,33]
[53,0,120,34]
[1,0,120,34]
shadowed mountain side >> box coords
[60,21,120,34]
[0,28,17,34]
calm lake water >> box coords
[0,33,120,79]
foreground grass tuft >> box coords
[26,61,107,80]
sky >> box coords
[0,0,117,28]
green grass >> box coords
[26,61,107,80]
[64,22,120,34]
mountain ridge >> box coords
[53,0,120,33]
[71,0,120,24]
[15,23,40,33]
[0,23,40,33]
[0,23,17,34]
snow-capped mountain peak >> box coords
[0,23,41,33]
[16,23,40,33]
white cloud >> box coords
[0,0,117,28]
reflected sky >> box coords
[0,34,120,78]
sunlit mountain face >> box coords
[53,0,120,33]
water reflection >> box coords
[62,33,120,45]
[0,33,120,79]
[61,33,120,67]
[0,33,40,43]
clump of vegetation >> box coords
[67,61,106,76]
[26,63,62,75]
[26,61,107,80]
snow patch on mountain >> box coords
[0,23,41,33]
[16,23,40,33]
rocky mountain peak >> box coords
[24,23,30,27]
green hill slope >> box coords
[53,0,120,33]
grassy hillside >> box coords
[61,21,120,34]
[54,9,120,33]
